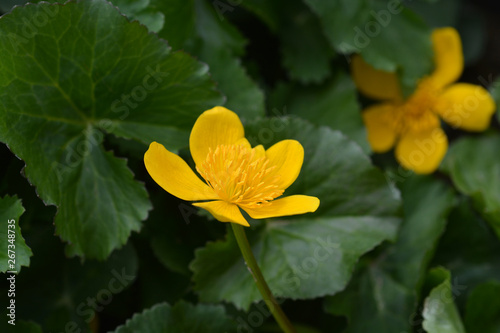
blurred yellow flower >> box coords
[351,27,496,174]
[144,106,320,226]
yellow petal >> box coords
[241,195,320,219]
[144,142,217,201]
[351,54,401,101]
[395,128,448,174]
[434,83,496,131]
[430,27,464,88]
[235,137,252,150]
[189,106,245,167]
[193,201,249,227]
[362,103,398,153]
[253,144,265,158]
[265,140,304,190]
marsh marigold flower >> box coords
[351,27,496,174]
[144,106,320,226]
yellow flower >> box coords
[351,27,496,174]
[144,106,320,227]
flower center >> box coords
[196,144,284,208]
[393,78,441,134]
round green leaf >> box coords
[304,0,433,88]
[111,301,236,333]
[325,175,455,333]
[441,135,500,239]
[0,0,223,259]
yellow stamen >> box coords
[196,144,284,208]
[393,78,441,134]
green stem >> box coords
[231,223,296,333]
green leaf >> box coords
[384,176,455,289]
[150,0,196,50]
[273,70,369,152]
[111,0,165,33]
[0,0,223,259]
[0,195,32,273]
[191,0,245,55]
[190,117,401,310]
[192,0,265,119]
[432,199,500,310]
[326,264,413,331]
[304,0,433,88]
[464,281,500,333]
[422,268,466,333]
[195,47,265,120]
[154,0,265,119]
[325,175,455,333]
[280,8,333,83]
[441,135,500,239]
[5,0,166,33]
[111,301,236,333]
[243,0,333,83]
